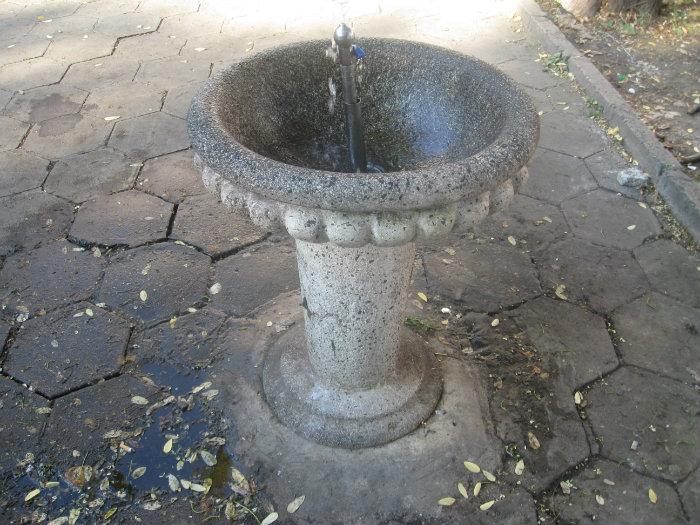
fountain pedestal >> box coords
[188,38,539,448]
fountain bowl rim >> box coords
[188,37,540,213]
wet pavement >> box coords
[0,0,699,523]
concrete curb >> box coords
[517,0,700,242]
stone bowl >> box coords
[189,38,539,248]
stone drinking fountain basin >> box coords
[188,35,539,449]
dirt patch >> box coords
[537,0,700,179]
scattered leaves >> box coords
[132,466,147,479]
[417,292,428,302]
[200,450,217,466]
[163,438,173,453]
[139,290,148,302]
[527,431,541,450]
[482,470,496,482]
[464,461,481,473]
[473,482,482,496]
[555,284,568,300]
[515,459,525,475]
[167,474,180,492]
[261,512,278,525]
[287,495,305,513]
[458,482,468,498]
[649,488,658,504]
[480,500,495,511]
[104,508,117,520]
[24,488,40,502]
[596,494,605,505]
[438,497,456,506]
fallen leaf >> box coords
[68,508,80,525]
[202,389,219,400]
[458,482,468,498]
[85,308,93,317]
[104,507,117,520]
[287,495,305,513]
[139,290,148,302]
[209,282,222,295]
[142,501,161,511]
[231,467,251,495]
[637,202,647,208]
[555,284,568,300]
[132,466,146,479]
[25,488,40,502]
[574,391,583,405]
[482,470,496,482]
[444,247,456,255]
[596,494,605,505]
[417,292,428,302]
[180,479,191,489]
[200,450,217,466]
[190,483,206,492]
[261,512,278,525]
[131,395,148,405]
[480,500,495,511]
[473,481,482,496]
[491,318,500,327]
[104,116,120,121]
[192,381,211,393]
[649,488,658,504]
[438,497,456,506]
[528,431,541,450]
[627,224,636,231]
[464,461,481,473]
[163,438,173,453]
[167,474,179,492]
[515,459,525,475]
[507,235,517,246]
[560,480,572,494]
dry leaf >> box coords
[142,501,161,511]
[507,235,517,246]
[555,284,568,300]
[491,318,500,327]
[167,474,180,492]
[595,494,605,505]
[85,308,93,317]
[104,507,117,520]
[200,450,217,466]
[464,460,481,473]
[209,282,222,295]
[261,512,278,525]
[482,470,496,482]
[231,467,251,495]
[131,396,148,405]
[25,488,40,502]
[458,482,468,498]
[649,488,658,504]
[444,247,456,255]
[180,479,191,489]
[190,483,206,492]
[473,482,482,496]
[417,292,428,302]
[104,116,120,121]
[139,290,148,302]
[480,500,495,511]
[163,438,173,453]
[515,459,525,475]
[192,381,211,393]
[287,495,305,513]
[132,466,146,479]
[627,224,636,231]
[527,431,540,450]
[438,497,456,506]
[560,480,572,494]
[68,508,80,525]
[202,389,219,400]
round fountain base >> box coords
[263,322,443,448]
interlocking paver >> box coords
[211,242,299,316]
[521,148,597,204]
[108,111,189,160]
[161,80,203,119]
[0,377,49,473]
[0,116,28,151]
[158,11,223,37]
[586,367,700,481]
[98,243,210,325]
[44,147,139,202]
[134,55,211,90]
[179,34,245,62]
[70,190,173,247]
[41,374,159,467]
[43,32,116,63]
[93,12,161,37]
[0,35,50,67]
[585,148,641,198]
[127,308,227,391]
[136,0,200,17]
[76,0,140,18]
[550,458,685,524]
[423,240,541,312]
[113,32,186,61]
[536,237,649,314]
[22,112,113,159]
[83,83,164,120]
[4,84,87,123]
[539,111,607,159]
[511,297,618,389]
[62,55,140,90]
[0,239,104,317]
[136,149,206,202]
[634,239,700,309]
[613,293,699,384]
[0,56,67,92]
[563,190,661,249]
[171,194,266,257]
[4,302,130,398]
[0,189,73,257]
[473,194,568,251]
[28,14,97,37]
[0,150,49,197]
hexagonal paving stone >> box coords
[0,377,49,472]
[536,238,649,314]
[498,58,562,90]
[679,467,700,520]
[83,83,164,120]
[137,0,200,17]
[109,112,189,160]
[28,14,98,38]
[423,240,541,312]
[0,57,67,91]
[613,293,699,384]
[43,32,117,64]
[586,367,700,481]
[157,11,223,37]
[473,194,568,251]
[0,35,50,67]
[634,239,700,309]
[70,190,173,247]
[510,297,618,389]
[585,148,641,199]
[0,239,105,317]
[539,111,607,159]
[161,80,203,119]
[521,148,597,204]
[211,242,299,316]
[4,303,131,398]
[136,149,206,202]
[171,194,266,257]
[127,308,228,392]
[4,84,88,123]
[42,374,159,467]
[134,55,211,89]
[562,190,661,249]
[0,190,74,257]
[0,116,28,151]
[0,150,49,197]
[44,147,139,203]
[113,32,186,61]
[94,12,161,36]
[22,112,113,159]
[98,243,210,325]
[62,55,141,90]
[549,458,685,524]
